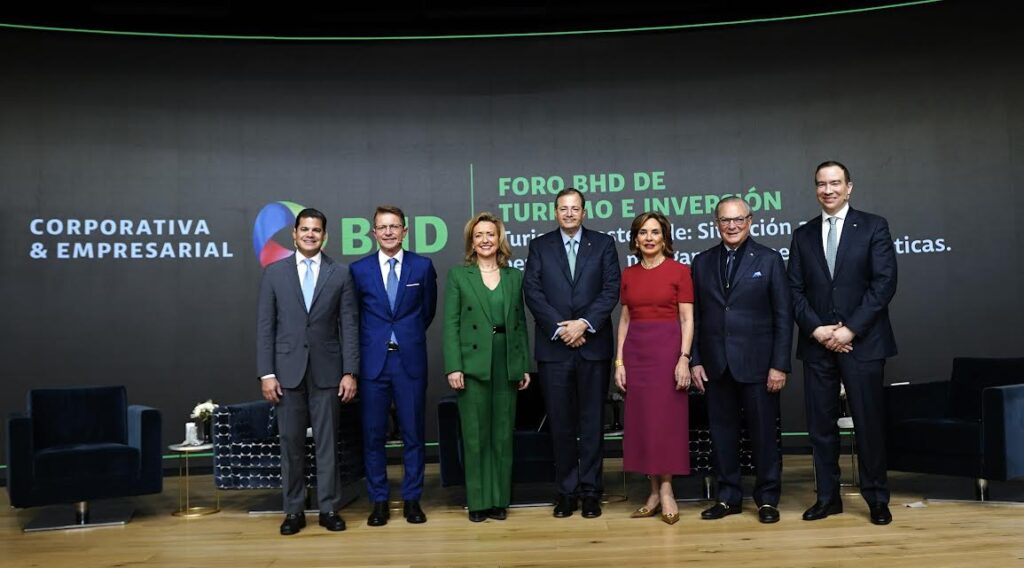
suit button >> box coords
[467,307,473,311]
[472,325,477,330]
[725,306,731,311]
[472,344,478,350]
[303,343,308,348]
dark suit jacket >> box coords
[523,227,621,362]
[349,251,437,381]
[691,238,793,383]
[256,253,359,388]
[442,266,530,382]
[788,207,898,362]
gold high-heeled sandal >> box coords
[660,512,680,525]
[630,504,661,518]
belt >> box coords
[492,325,506,335]
[386,341,400,352]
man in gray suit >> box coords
[257,208,359,535]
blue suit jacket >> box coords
[256,253,359,389]
[349,251,437,380]
[523,227,621,362]
[690,238,793,384]
[788,208,898,362]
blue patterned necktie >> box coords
[386,258,399,344]
[302,258,315,312]
[826,217,838,277]
[567,239,578,279]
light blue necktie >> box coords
[826,217,838,277]
[567,239,578,279]
[386,258,398,343]
[302,258,315,312]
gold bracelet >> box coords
[614,359,625,367]
[680,353,691,359]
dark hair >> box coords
[815,160,852,184]
[295,208,327,230]
[373,204,407,227]
[462,212,513,268]
[555,187,586,207]
[628,212,674,257]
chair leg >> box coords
[703,475,714,500]
[74,501,89,525]
[975,478,989,501]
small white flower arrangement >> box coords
[190,399,218,421]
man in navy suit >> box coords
[524,188,621,519]
[257,208,359,535]
[349,205,437,526]
[788,161,898,525]
[690,196,792,524]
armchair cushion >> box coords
[34,443,140,482]
[947,357,1024,421]
[891,418,980,457]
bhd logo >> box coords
[252,201,307,267]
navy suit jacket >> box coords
[523,227,621,362]
[788,207,898,362]
[256,253,359,389]
[349,251,437,380]
[691,238,793,384]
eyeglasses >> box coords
[374,224,404,233]
[715,215,751,227]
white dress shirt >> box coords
[378,248,404,285]
[821,203,850,250]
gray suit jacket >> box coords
[256,253,359,388]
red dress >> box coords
[620,259,693,474]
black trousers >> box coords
[538,353,609,498]
[706,368,782,507]
[803,355,889,505]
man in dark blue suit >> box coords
[524,188,621,519]
[257,208,359,535]
[349,205,437,526]
[788,161,898,525]
[691,196,792,524]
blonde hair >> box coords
[462,212,512,268]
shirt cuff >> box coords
[579,318,596,333]
[260,374,276,380]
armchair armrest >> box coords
[220,401,275,440]
[436,395,464,487]
[981,383,1024,481]
[128,405,163,494]
[885,381,950,423]
[5,414,33,508]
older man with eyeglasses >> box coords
[349,205,437,526]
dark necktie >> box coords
[725,249,737,289]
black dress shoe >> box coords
[468,510,488,522]
[701,502,742,520]
[367,501,390,527]
[279,512,306,535]
[869,503,892,525]
[318,511,346,532]
[758,504,780,524]
[581,496,602,519]
[488,507,508,521]
[802,499,843,521]
[404,500,427,524]
[553,496,577,518]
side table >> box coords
[168,442,220,517]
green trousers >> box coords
[457,335,517,512]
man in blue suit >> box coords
[788,161,898,525]
[257,207,359,535]
[524,188,621,519]
[349,205,437,526]
[690,196,792,524]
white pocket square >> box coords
[406,282,420,287]
[751,271,763,278]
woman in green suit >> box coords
[443,212,532,522]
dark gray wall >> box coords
[2,2,1020,458]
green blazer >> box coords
[443,265,530,382]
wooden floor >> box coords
[3,457,1022,568]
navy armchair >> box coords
[6,386,162,531]
[885,357,1024,500]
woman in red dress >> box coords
[614,212,694,525]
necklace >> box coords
[640,256,665,270]
[478,265,499,273]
